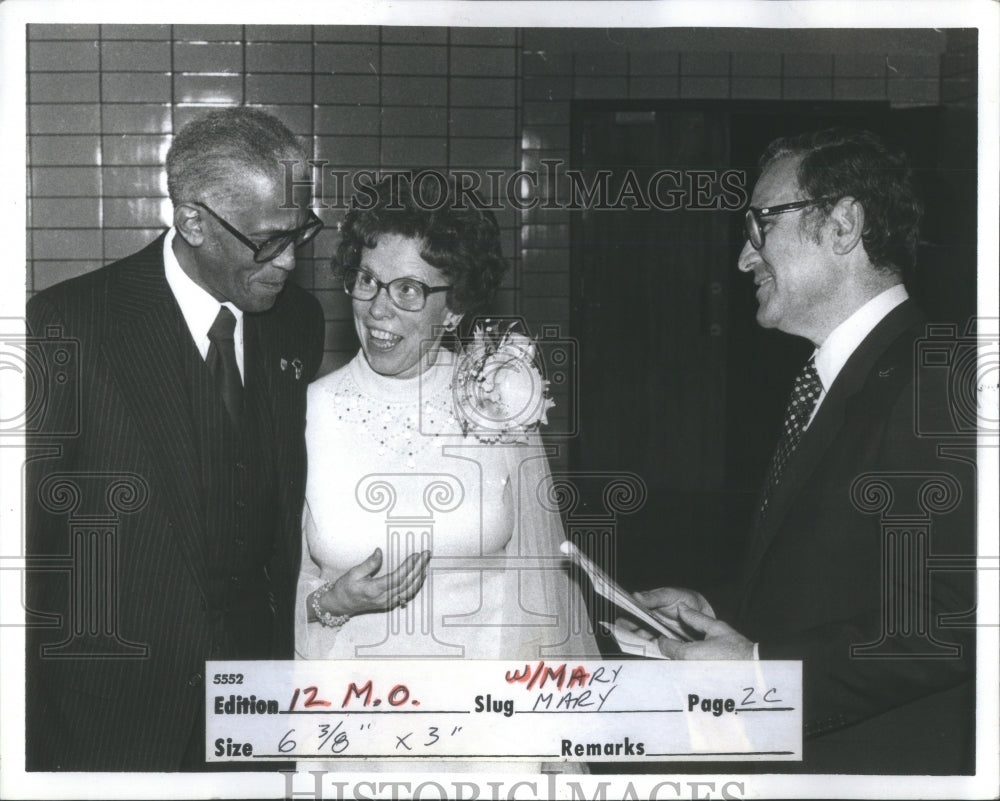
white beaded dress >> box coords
[295,349,598,770]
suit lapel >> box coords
[243,314,278,470]
[245,310,293,532]
[741,300,924,585]
[100,236,210,597]
[245,304,311,586]
[244,312,278,428]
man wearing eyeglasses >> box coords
[632,128,975,773]
[25,107,325,771]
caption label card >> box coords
[206,659,801,762]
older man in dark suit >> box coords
[634,129,976,774]
[25,107,325,771]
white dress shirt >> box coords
[162,228,245,382]
[806,283,909,428]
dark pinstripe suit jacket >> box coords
[25,234,324,771]
[731,300,976,774]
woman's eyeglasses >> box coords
[343,267,450,312]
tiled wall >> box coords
[26,24,522,378]
[27,25,974,394]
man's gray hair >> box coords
[166,107,306,206]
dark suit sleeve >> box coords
[24,292,85,765]
[757,377,976,738]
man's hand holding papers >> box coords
[560,541,754,660]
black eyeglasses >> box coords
[744,196,838,251]
[343,267,450,312]
[190,201,324,263]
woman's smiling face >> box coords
[352,233,463,379]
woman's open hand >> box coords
[313,548,431,619]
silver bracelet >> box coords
[311,582,350,628]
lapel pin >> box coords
[280,358,304,380]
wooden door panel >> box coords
[573,108,730,491]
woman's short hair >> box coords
[760,128,922,275]
[334,175,508,316]
[166,107,306,205]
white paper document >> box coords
[560,540,692,646]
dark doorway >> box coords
[568,100,976,595]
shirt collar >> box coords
[163,227,244,361]
[813,283,908,392]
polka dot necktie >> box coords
[207,306,242,427]
[758,357,822,522]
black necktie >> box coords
[758,357,822,522]
[206,306,242,427]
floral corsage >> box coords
[451,321,555,444]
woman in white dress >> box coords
[295,177,599,769]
